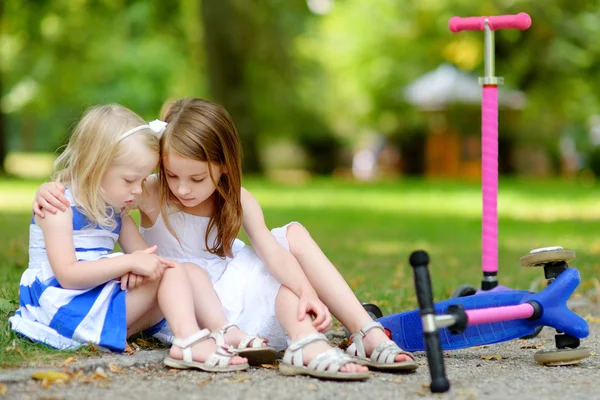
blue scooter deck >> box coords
[379,290,537,352]
[379,268,588,352]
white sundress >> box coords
[140,208,295,350]
[8,189,140,352]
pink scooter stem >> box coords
[450,14,531,279]
[481,85,498,274]
[449,13,531,32]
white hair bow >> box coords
[119,119,168,142]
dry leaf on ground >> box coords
[198,377,213,387]
[481,354,503,361]
[5,347,24,356]
[520,344,542,349]
[108,364,126,374]
[32,370,71,384]
[61,357,76,366]
[78,371,112,383]
[584,314,600,323]
[260,364,278,369]
[0,383,7,396]
[223,375,251,383]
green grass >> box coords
[1,176,599,368]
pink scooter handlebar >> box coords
[449,12,531,32]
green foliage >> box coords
[3,1,600,161]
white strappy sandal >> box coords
[346,321,418,371]
[210,323,279,365]
[279,333,370,381]
[163,328,249,372]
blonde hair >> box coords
[158,98,243,258]
[52,104,160,229]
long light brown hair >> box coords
[53,104,159,229]
[158,98,243,257]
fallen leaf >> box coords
[481,354,502,361]
[305,384,318,391]
[124,343,135,355]
[393,377,404,383]
[168,369,179,374]
[5,347,24,356]
[260,364,278,369]
[32,371,71,383]
[456,389,477,400]
[198,377,213,387]
[85,343,99,353]
[223,375,250,383]
[520,344,542,349]
[0,383,6,396]
[108,364,126,374]
[78,371,112,383]
[135,338,152,347]
[70,370,84,380]
[584,314,600,323]
[62,357,76,366]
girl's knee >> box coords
[286,223,310,251]
[181,262,209,279]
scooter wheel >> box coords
[520,325,543,339]
[520,247,575,268]
[450,284,477,299]
[361,302,384,320]
[534,347,590,366]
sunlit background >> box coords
[2,1,600,366]
[2,0,600,181]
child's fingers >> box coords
[32,201,45,218]
[158,257,177,268]
[143,245,158,254]
[39,198,58,214]
[317,313,332,332]
[50,186,70,209]
[120,274,130,290]
[47,190,68,211]
[311,308,326,328]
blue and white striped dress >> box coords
[8,189,130,352]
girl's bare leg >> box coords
[285,223,411,362]
[275,285,367,372]
[125,267,246,364]
[181,262,268,347]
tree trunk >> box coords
[0,0,6,174]
[201,0,262,173]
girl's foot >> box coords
[222,325,269,348]
[346,321,418,371]
[168,334,248,366]
[301,338,367,373]
[362,328,412,363]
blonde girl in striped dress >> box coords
[10,104,248,372]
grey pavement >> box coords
[1,303,599,400]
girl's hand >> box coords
[129,246,174,280]
[33,182,69,218]
[297,289,332,332]
[120,273,146,290]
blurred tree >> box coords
[201,0,262,173]
[0,0,5,174]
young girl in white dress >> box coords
[15,104,248,372]
[34,98,418,380]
